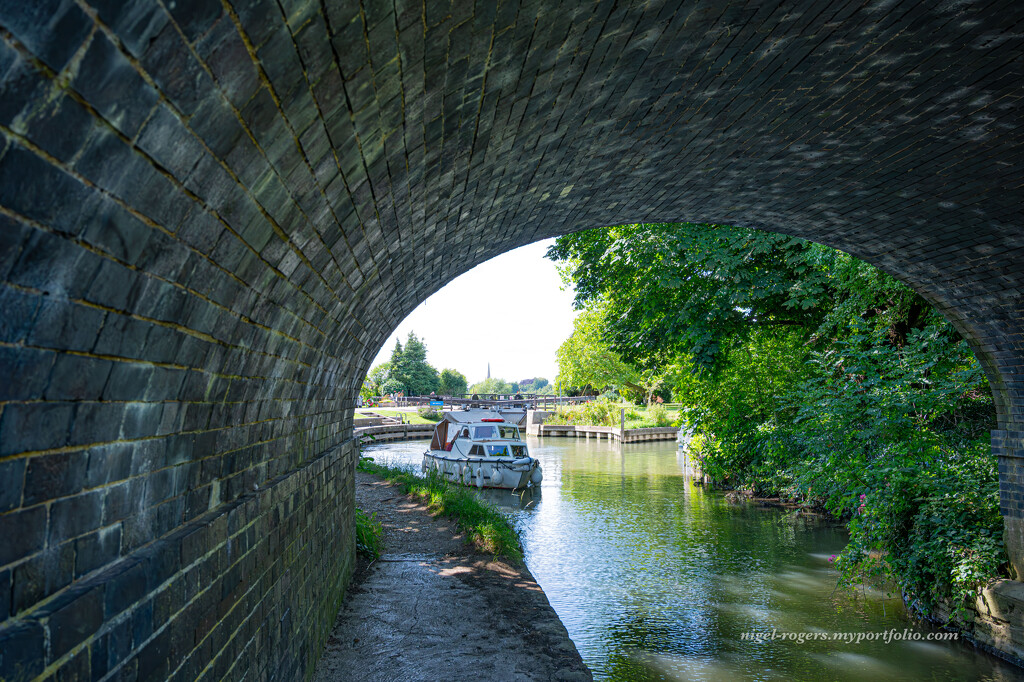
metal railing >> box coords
[391,394,599,410]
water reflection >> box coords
[365,439,1019,681]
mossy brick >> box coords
[43,354,112,401]
[153,497,185,538]
[48,490,103,544]
[0,621,45,681]
[93,313,152,358]
[11,543,74,615]
[46,585,105,660]
[53,647,90,681]
[0,0,92,72]
[75,525,123,578]
[102,362,154,402]
[87,0,169,59]
[105,616,134,672]
[0,213,29,278]
[102,479,143,525]
[0,403,74,456]
[0,459,26,514]
[135,622,171,680]
[199,23,261,110]
[104,560,148,619]
[120,402,165,441]
[85,444,132,488]
[0,570,9,621]
[68,402,125,447]
[81,199,154,265]
[22,94,96,164]
[0,147,95,238]
[70,33,157,138]
[0,42,50,126]
[139,23,213,117]
[22,452,87,505]
[0,506,45,567]
[28,298,106,353]
[0,284,41,344]
[136,105,206,180]
[0,346,55,401]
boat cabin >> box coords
[429,408,528,458]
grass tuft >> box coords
[357,457,522,561]
[355,508,384,559]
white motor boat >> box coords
[422,408,543,490]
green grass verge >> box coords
[545,401,680,429]
[357,457,522,562]
[354,508,384,559]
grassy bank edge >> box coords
[356,457,523,562]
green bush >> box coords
[417,406,442,420]
[355,508,383,559]
[647,402,672,427]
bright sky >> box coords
[370,238,578,385]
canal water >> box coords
[364,437,1021,681]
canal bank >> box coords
[360,438,1024,680]
[312,470,591,681]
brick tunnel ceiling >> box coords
[1,2,1023,675]
[0,0,1022,420]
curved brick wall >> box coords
[0,0,1021,679]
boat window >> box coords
[512,445,526,457]
[498,426,520,439]
[473,425,498,439]
[486,445,511,457]
[469,445,484,456]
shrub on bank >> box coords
[417,406,442,421]
[545,397,672,428]
[355,508,384,559]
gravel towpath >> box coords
[312,471,592,682]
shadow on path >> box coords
[313,472,591,681]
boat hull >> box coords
[422,451,540,490]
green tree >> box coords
[547,222,833,370]
[388,339,405,384]
[438,368,468,396]
[555,305,669,403]
[557,304,642,397]
[361,362,390,399]
[469,377,514,395]
[390,332,440,396]
[380,378,405,396]
[549,221,1002,611]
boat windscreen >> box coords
[473,425,498,439]
[498,426,519,439]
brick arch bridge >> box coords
[0,0,1021,678]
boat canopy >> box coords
[429,408,526,450]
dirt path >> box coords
[312,471,592,682]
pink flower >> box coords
[829,554,836,562]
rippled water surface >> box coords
[365,437,1020,681]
